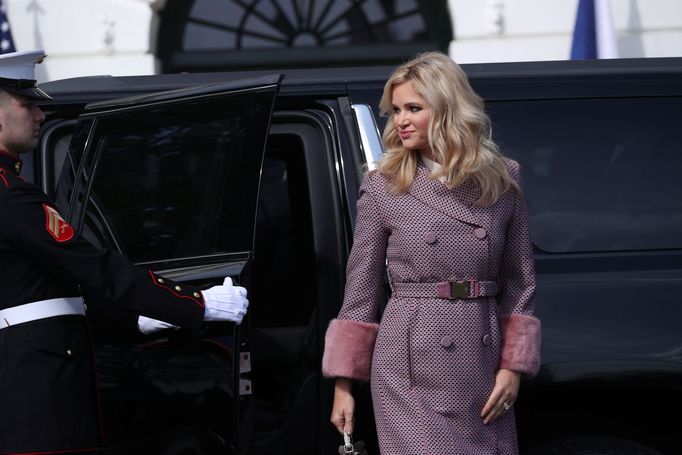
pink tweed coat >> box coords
[323,159,541,455]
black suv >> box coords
[28,57,681,455]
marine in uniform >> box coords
[0,50,249,454]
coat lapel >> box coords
[407,163,482,227]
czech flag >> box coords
[570,0,618,59]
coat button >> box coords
[474,227,487,239]
[425,233,437,244]
[440,336,453,348]
[482,334,492,346]
[66,349,73,356]
[175,285,182,292]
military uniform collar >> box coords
[0,150,22,175]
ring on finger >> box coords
[502,401,511,411]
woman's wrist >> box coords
[499,368,522,378]
[335,378,353,393]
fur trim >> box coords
[499,314,541,377]
[322,318,379,382]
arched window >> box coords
[158,0,452,72]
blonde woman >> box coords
[322,52,541,454]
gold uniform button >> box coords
[193,292,201,298]
[66,349,73,356]
[157,278,165,284]
[175,285,182,292]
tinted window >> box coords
[40,121,78,199]
[84,92,272,263]
[489,97,682,253]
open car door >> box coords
[54,75,282,455]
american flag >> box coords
[0,0,16,54]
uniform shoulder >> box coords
[0,170,25,191]
[0,172,46,202]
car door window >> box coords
[62,77,280,264]
[489,96,682,253]
[87,101,258,262]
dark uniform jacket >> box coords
[0,152,206,454]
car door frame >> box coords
[50,74,283,454]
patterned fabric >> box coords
[325,159,539,454]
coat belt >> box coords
[392,280,498,299]
[0,297,85,329]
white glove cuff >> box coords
[138,315,179,335]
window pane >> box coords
[87,92,272,262]
[490,97,682,253]
[183,0,432,49]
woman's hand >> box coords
[481,368,521,424]
[331,378,355,434]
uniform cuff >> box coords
[322,318,379,382]
[499,314,541,377]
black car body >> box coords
[26,57,682,455]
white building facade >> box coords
[5,0,682,82]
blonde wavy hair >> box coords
[378,52,518,206]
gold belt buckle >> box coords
[450,280,481,298]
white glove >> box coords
[138,315,179,335]
[201,277,249,324]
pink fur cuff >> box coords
[322,318,379,382]
[499,314,541,377]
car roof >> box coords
[38,65,392,103]
[39,57,682,104]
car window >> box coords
[489,96,682,253]
[38,120,78,199]
[83,91,274,263]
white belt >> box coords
[0,297,85,330]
